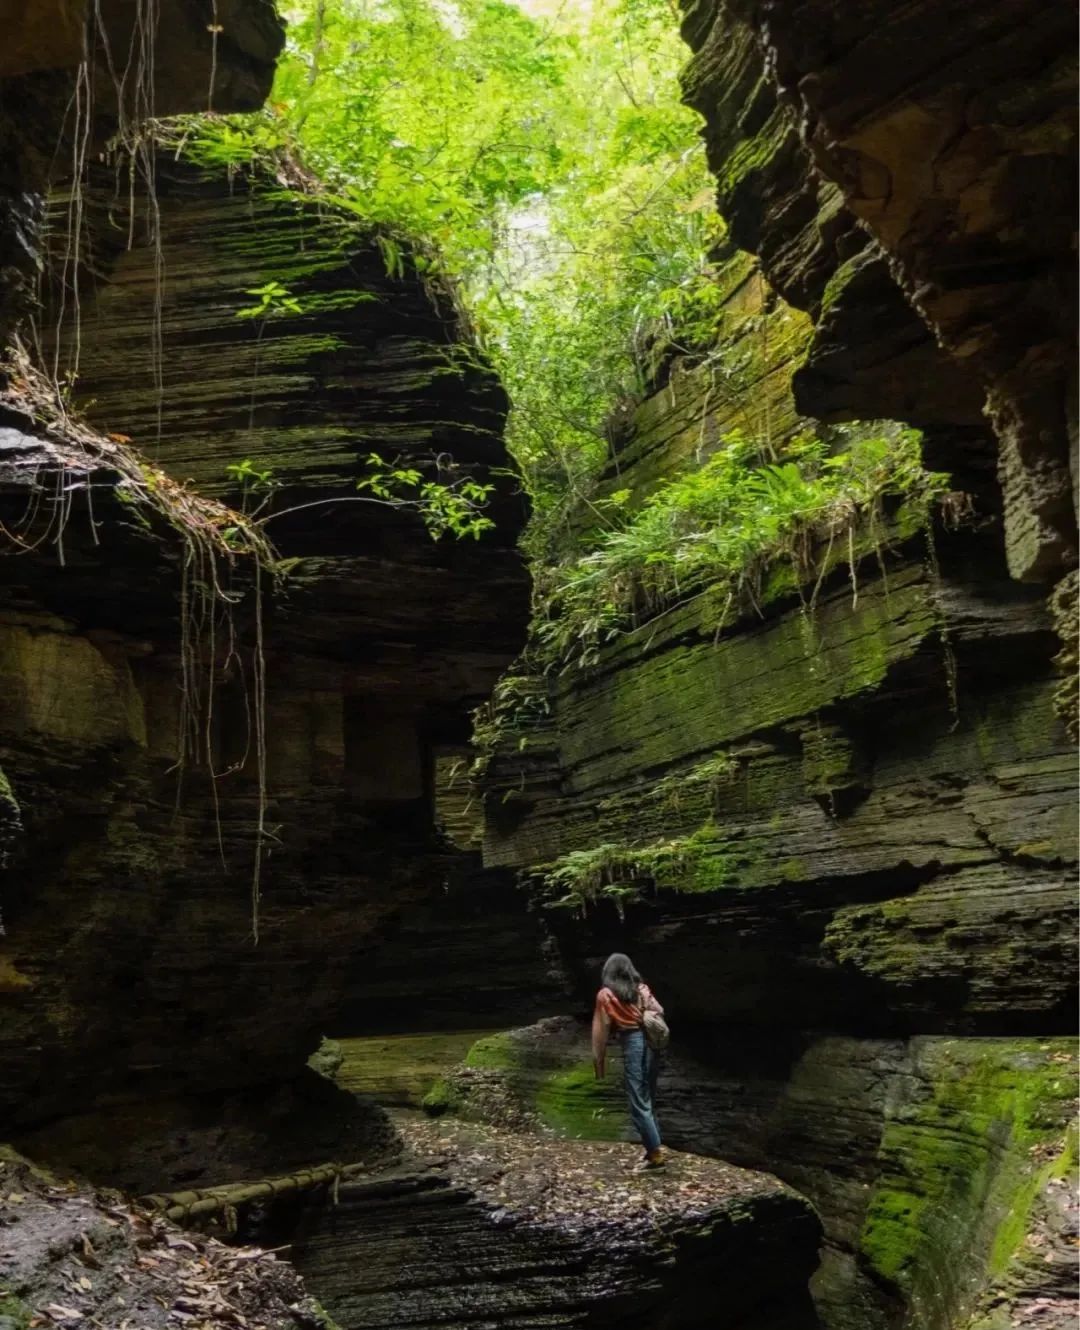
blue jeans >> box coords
[622,1028,661,1152]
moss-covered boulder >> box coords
[424,1019,627,1140]
[328,1030,493,1107]
[859,1038,1078,1329]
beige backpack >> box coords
[639,990,670,1050]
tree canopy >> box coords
[179,0,721,546]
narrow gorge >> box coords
[0,3,1075,1330]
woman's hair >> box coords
[601,952,643,1004]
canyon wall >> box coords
[0,13,825,1326]
[0,142,567,1187]
[470,4,1078,1328]
[0,3,1074,1327]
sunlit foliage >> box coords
[170,0,952,673]
[176,0,720,538]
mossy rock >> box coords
[301,1298,348,1330]
[420,1077,461,1117]
[464,1032,517,1072]
[858,1038,1078,1328]
[334,1030,493,1106]
[534,1062,621,1140]
[307,1037,345,1081]
[431,1021,628,1141]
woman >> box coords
[591,952,665,1168]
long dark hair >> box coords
[601,952,643,1004]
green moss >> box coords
[718,107,790,198]
[0,1296,33,1330]
[989,1125,1076,1277]
[674,821,734,891]
[440,1030,626,1139]
[421,1077,460,1116]
[818,252,865,318]
[306,1299,347,1330]
[335,1030,489,1106]
[535,1062,620,1140]
[464,1031,517,1071]
[801,724,851,790]
[859,1039,1078,1327]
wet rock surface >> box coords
[277,1112,822,1330]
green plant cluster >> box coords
[162,0,954,676]
[357,452,496,540]
[536,820,730,916]
[235,279,305,320]
[471,671,550,759]
[219,450,496,542]
[533,426,949,666]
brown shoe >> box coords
[643,1148,666,1169]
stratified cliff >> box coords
[745,0,1075,587]
[0,137,563,1185]
[470,5,1078,1328]
[0,3,1074,1327]
[271,1113,821,1330]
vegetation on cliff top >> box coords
[533,425,949,666]
[168,0,723,540]
[166,0,952,669]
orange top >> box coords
[596,983,658,1029]
[591,983,664,1073]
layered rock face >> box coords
[0,155,565,1181]
[424,1022,1077,1330]
[680,0,1077,583]
[269,1112,822,1330]
[471,5,1078,1328]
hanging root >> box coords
[1,345,278,938]
[15,0,273,939]
[921,511,960,727]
